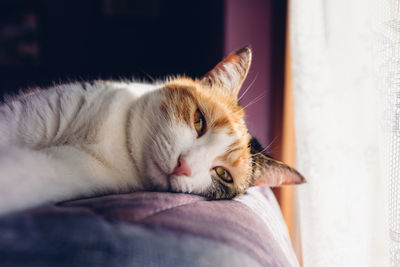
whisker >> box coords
[260,136,279,154]
[242,92,266,110]
[238,73,259,102]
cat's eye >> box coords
[214,166,233,183]
[194,109,206,137]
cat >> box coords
[0,46,305,215]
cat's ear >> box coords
[200,46,252,97]
[249,137,306,187]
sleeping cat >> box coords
[0,46,305,215]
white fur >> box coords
[0,80,239,215]
[0,81,161,214]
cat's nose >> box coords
[172,156,192,177]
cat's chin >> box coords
[168,175,198,194]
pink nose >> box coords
[172,156,192,177]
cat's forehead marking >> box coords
[162,78,247,136]
[160,83,196,125]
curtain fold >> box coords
[290,0,390,266]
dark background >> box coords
[0,0,224,96]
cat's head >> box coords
[140,46,305,199]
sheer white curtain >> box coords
[377,1,400,266]
[290,0,394,266]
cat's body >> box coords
[0,47,305,215]
[0,81,159,214]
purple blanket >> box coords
[0,186,299,267]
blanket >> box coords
[0,186,298,267]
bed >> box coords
[0,186,299,267]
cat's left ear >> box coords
[249,137,306,187]
[200,46,252,97]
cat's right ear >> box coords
[249,137,306,187]
[200,46,252,98]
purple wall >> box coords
[224,0,275,149]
